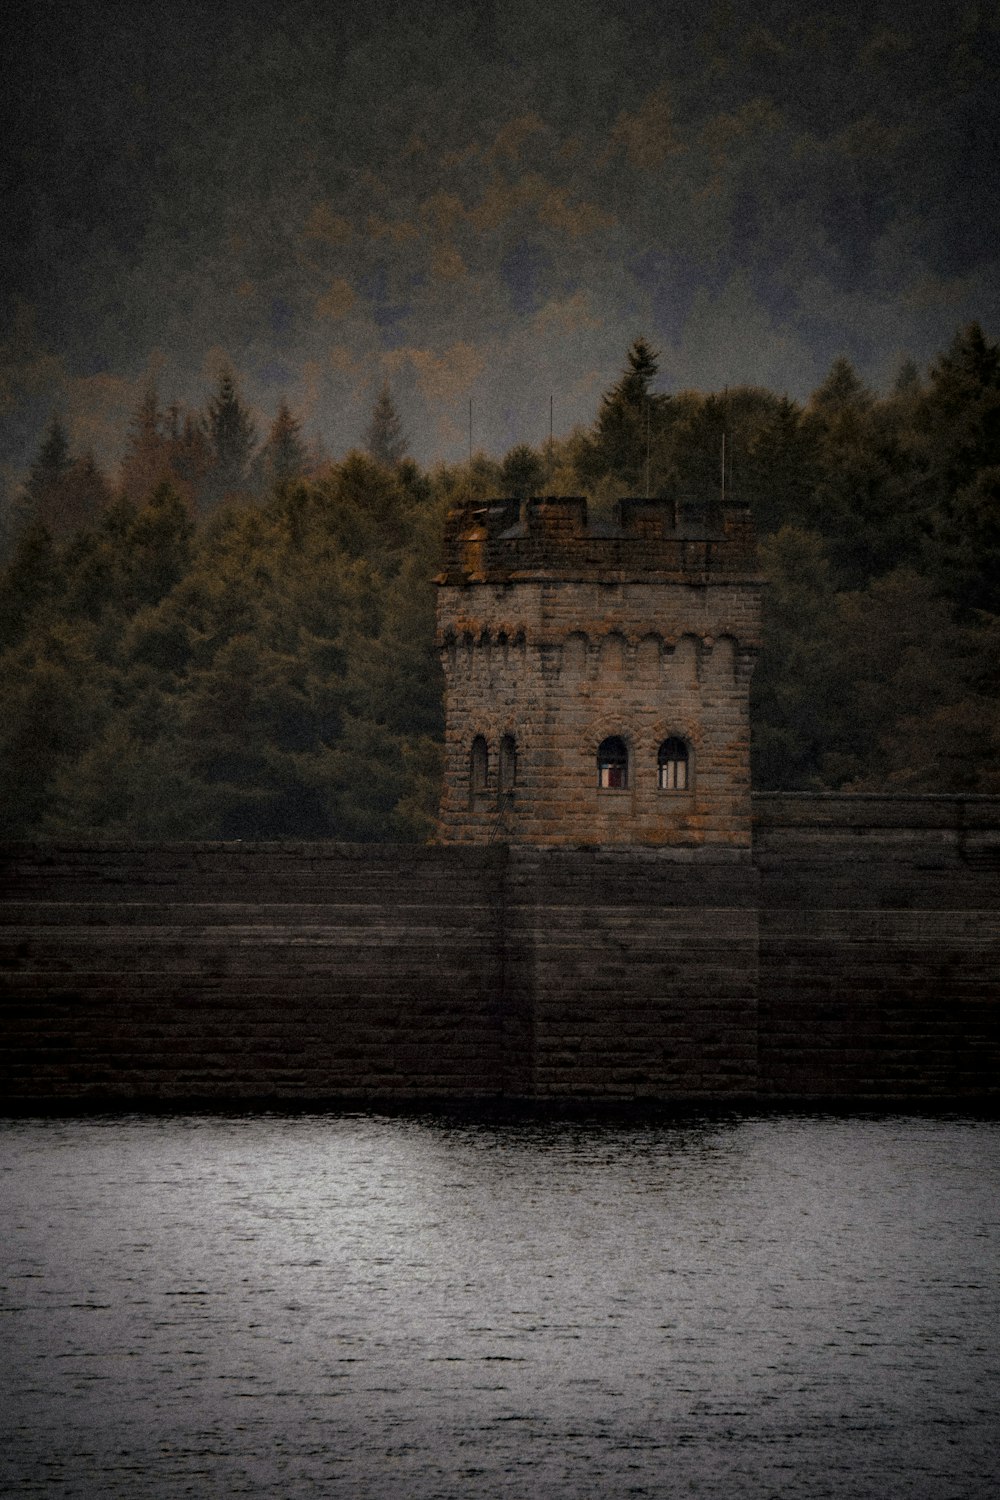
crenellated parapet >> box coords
[439,494,758,585]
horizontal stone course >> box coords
[2,793,999,1105]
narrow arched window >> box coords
[658,737,689,791]
[597,736,628,790]
[499,734,517,796]
[470,736,489,796]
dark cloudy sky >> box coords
[3,0,999,478]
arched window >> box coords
[597,736,629,790]
[470,736,489,797]
[499,734,517,796]
[658,737,689,791]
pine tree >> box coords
[204,367,257,507]
[365,381,408,467]
[918,323,1000,613]
[601,337,661,411]
[254,397,308,494]
[61,453,111,533]
[499,444,545,497]
[168,411,213,514]
[893,358,922,396]
[23,416,72,531]
[587,338,670,492]
[120,380,171,505]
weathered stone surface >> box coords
[1,794,998,1105]
[435,497,763,848]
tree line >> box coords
[1,324,998,840]
[6,368,410,544]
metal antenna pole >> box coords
[722,386,730,505]
[645,400,651,496]
[549,394,554,490]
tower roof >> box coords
[439,495,759,585]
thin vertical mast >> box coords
[645,401,652,496]
[721,385,728,506]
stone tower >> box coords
[435,495,763,848]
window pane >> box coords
[657,738,689,791]
[597,736,628,789]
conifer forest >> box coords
[1,325,998,841]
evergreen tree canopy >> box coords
[24,417,72,531]
[254,398,308,493]
[578,336,671,494]
[365,381,408,467]
[120,380,172,506]
[204,367,257,506]
[499,444,546,497]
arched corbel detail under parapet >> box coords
[561,631,590,678]
[667,632,701,686]
[703,633,737,685]
[598,631,627,677]
[636,632,664,683]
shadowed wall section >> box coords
[2,794,999,1107]
[755,794,1000,1101]
[0,845,512,1105]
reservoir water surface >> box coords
[1,1111,997,1498]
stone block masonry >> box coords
[0,844,511,1106]
[436,497,763,849]
[755,793,1000,1101]
[2,794,999,1107]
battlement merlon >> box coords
[437,495,761,585]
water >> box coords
[1,1111,997,1499]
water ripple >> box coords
[0,1111,997,1498]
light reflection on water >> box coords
[1,1111,998,1498]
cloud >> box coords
[303,202,353,245]
[420,191,466,238]
[467,177,539,235]
[327,345,362,376]
[537,187,614,238]
[664,272,817,395]
[467,172,613,240]
[0,305,65,416]
[366,214,421,246]
[532,291,603,338]
[607,86,684,171]
[430,245,467,282]
[316,279,357,320]
[486,113,547,165]
[699,99,784,171]
[386,341,485,405]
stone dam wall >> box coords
[2,794,998,1107]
